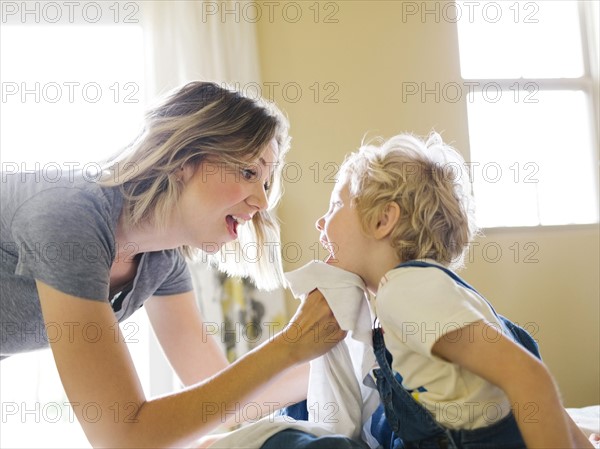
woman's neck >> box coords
[114,212,183,258]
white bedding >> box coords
[566,405,600,438]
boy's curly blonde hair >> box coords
[339,133,478,269]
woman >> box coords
[0,81,344,448]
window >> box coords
[456,0,599,227]
[1,23,147,448]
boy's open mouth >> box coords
[320,238,335,255]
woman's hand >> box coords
[275,289,346,365]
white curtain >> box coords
[139,1,287,397]
[141,0,262,96]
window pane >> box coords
[0,25,145,165]
[0,352,91,448]
[467,89,598,227]
[0,24,148,448]
[457,1,584,78]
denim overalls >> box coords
[370,261,541,449]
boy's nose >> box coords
[315,216,325,231]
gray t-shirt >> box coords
[0,169,193,356]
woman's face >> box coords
[176,138,279,253]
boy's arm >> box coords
[432,319,591,449]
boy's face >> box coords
[315,179,372,275]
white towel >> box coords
[285,260,380,439]
[204,261,380,449]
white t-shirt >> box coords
[374,260,511,430]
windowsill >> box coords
[478,223,600,234]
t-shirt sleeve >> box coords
[11,187,114,301]
[377,268,488,357]
[152,250,193,296]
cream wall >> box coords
[256,1,599,407]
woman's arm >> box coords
[37,281,342,448]
[432,320,590,449]
[145,292,310,421]
[144,292,229,386]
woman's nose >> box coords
[247,182,269,211]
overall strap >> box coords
[393,260,541,359]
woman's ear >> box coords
[178,162,197,184]
[374,202,400,240]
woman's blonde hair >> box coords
[339,133,478,269]
[99,81,291,290]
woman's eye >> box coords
[242,167,272,191]
[241,168,257,180]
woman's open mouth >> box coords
[226,215,249,239]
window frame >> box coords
[458,0,599,229]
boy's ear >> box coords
[374,202,400,240]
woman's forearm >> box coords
[104,291,343,448]
[120,334,298,448]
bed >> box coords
[567,405,600,439]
